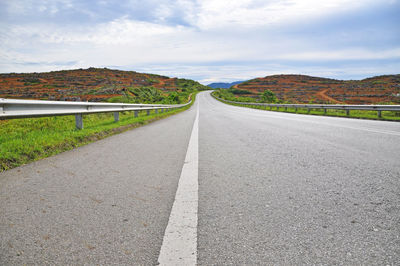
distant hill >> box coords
[0,67,208,102]
[207,81,244,89]
[232,74,400,104]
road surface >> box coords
[1,91,399,265]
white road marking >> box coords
[158,102,199,266]
[221,102,400,136]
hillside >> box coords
[0,67,208,103]
[208,81,244,89]
[233,74,400,104]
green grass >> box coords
[212,93,400,121]
[0,94,196,172]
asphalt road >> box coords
[1,91,399,265]
[0,104,197,265]
[197,92,400,265]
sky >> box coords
[0,0,399,84]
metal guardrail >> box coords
[0,98,191,129]
[212,94,400,118]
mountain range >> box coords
[207,81,244,89]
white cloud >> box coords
[193,0,384,29]
[278,48,400,61]
[3,0,74,16]
[0,0,399,81]
[1,13,399,77]
[129,61,400,84]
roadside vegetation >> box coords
[107,79,206,104]
[213,88,279,103]
[212,90,400,121]
[0,93,198,172]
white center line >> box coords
[158,102,199,266]
[224,104,400,136]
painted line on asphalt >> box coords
[223,103,400,136]
[158,102,199,266]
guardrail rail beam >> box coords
[212,94,400,119]
[0,97,192,130]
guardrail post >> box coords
[75,114,83,130]
[307,108,311,113]
[285,107,287,111]
[295,108,298,112]
[134,110,138,117]
[114,112,119,122]
[346,110,350,116]
[378,110,382,118]
[147,110,150,116]
[161,108,164,113]
[324,108,327,114]
[155,109,158,114]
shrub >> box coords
[260,90,277,103]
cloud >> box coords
[193,0,389,29]
[275,48,400,61]
[0,0,399,82]
[121,59,400,84]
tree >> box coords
[260,90,277,103]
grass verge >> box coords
[212,92,400,122]
[0,94,196,172]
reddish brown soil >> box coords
[0,68,184,102]
[316,89,342,104]
[235,74,400,104]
